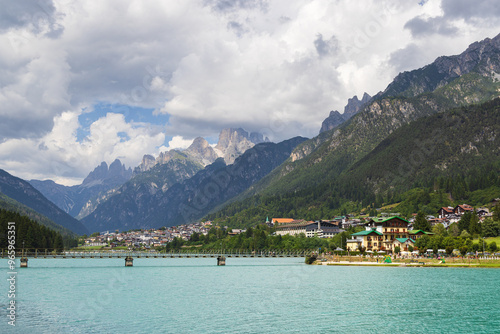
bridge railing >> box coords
[1,248,311,258]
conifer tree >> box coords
[414,212,431,231]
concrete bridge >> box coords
[2,249,308,267]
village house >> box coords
[438,206,454,219]
[393,237,415,252]
[275,221,343,238]
[454,204,474,215]
[438,204,474,219]
[346,216,414,253]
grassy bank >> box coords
[315,255,500,268]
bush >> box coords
[459,246,468,256]
[489,242,497,253]
[305,254,317,264]
[445,246,454,255]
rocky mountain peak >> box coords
[320,110,344,134]
[319,93,372,134]
[185,137,219,166]
[82,159,132,187]
[188,137,211,151]
[343,92,372,120]
[135,154,156,173]
[82,162,108,185]
[134,128,269,173]
[249,132,268,144]
[215,128,265,164]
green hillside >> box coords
[0,193,77,238]
[0,209,77,250]
[206,98,500,227]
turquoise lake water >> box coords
[1,257,499,333]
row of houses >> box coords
[272,216,432,253]
[84,221,212,248]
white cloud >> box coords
[0,110,165,185]
[165,136,194,150]
[0,0,499,183]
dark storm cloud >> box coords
[314,34,339,57]
[0,0,60,35]
[405,0,500,37]
[388,43,426,73]
[0,111,53,141]
[441,0,500,21]
[404,16,458,37]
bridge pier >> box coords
[217,256,226,266]
[125,256,134,267]
[20,257,28,268]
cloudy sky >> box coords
[0,0,499,185]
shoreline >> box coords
[314,260,500,268]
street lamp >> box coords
[482,236,485,256]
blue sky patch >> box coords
[77,102,170,142]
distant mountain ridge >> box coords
[135,128,268,173]
[81,137,307,232]
[30,159,132,218]
[0,169,88,234]
[380,33,500,99]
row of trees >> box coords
[159,224,359,252]
[413,234,497,255]
[0,209,78,250]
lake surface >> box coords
[1,257,499,333]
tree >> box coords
[54,234,64,252]
[415,235,430,252]
[482,218,499,237]
[458,212,472,232]
[408,245,414,252]
[445,245,454,256]
[460,230,471,239]
[472,243,480,252]
[432,223,447,236]
[493,203,500,222]
[459,246,468,256]
[245,227,254,238]
[489,242,497,253]
[413,212,431,231]
[394,246,401,254]
[468,212,481,236]
[189,232,200,242]
[449,223,460,237]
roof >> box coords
[408,230,435,235]
[351,229,383,236]
[455,204,473,211]
[395,238,414,243]
[439,207,454,213]
[275,221,317,229]
[272,218,295,224]
[369,216,411,224]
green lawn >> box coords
[473,236,500,245]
